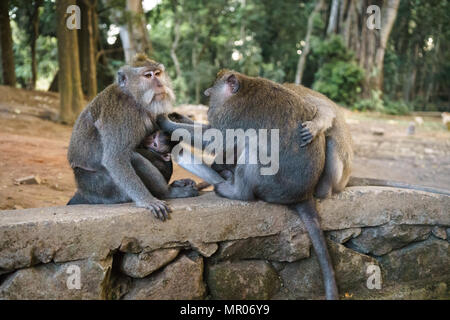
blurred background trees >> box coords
[0,0,448,123]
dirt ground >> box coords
[0,85,449,210]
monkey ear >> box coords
[117,71,127,88]
[227,74,240,94]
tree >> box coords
[56,0,84,124]
[78,0,98,100]
[0,0,17,87]
[170,0,181,80]
[30,0,43,90]
[295,0,325,84]
[119,0,152,63]
[328,0,400,97]
[326,0,339,35]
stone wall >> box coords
[0,187,449,300]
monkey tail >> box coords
[293,199,339,300]
[348,176,450,196]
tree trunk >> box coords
[78,0,98,100]
[372,0,400,92]
[326,0,340,35]
[30,0,43,90]
[334,0,400,97]
[57,0,85,124]
[295,0,325,85]
[48,71,59,92]
[120,0,152,63]
[0,0,17,87]
[191,32,200,104]
[170,0,181,79]
[403,43,418,102]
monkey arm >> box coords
[299,105,336,147]
[172,148,225,185]
[157,114,211,150]
[157,114,227,185]
[101,151,171,219]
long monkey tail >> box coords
[293,198,339,300]
[348,176,450,196]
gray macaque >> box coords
[157,70,339,299]
[67,55,198,221]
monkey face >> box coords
[142,131,174,155]
[117,64,175,107]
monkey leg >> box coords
[131,152,199,200]
[73,167,130,204]
[214,165,255,201]
[100,152,171,220]
[136,148,173,182]
[314,138,344,199]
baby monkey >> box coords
[140,128,210,191]
[140,130,175,183]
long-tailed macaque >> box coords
[67,55,198,221]
[157,70,339,299]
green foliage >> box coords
[9,0,57,89]
[353,92,412,115]
[4,0,448,112]
[311,36,364,106]
[384,0,450,112]
[260,62,286,84]
[353,90,385,113]
[383,98,412,115]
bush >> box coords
[383,98,412,115]
[353,92,413,115]
[353,90,385,112]
[311,36,364,106]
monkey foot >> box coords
[171,179,196,188]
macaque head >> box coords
[204,69,300,130]
[204,69,241,108]
[117,54,175,114]
[142,131,175,161]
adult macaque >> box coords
[158,70,339,299]
[67,55,198,221]
[158,70,449,299]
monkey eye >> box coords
[154,70,162,77]
[144,72,153,78]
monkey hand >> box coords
[136,198,171,221]
[168,112,194,124]
[300,121,319,147]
